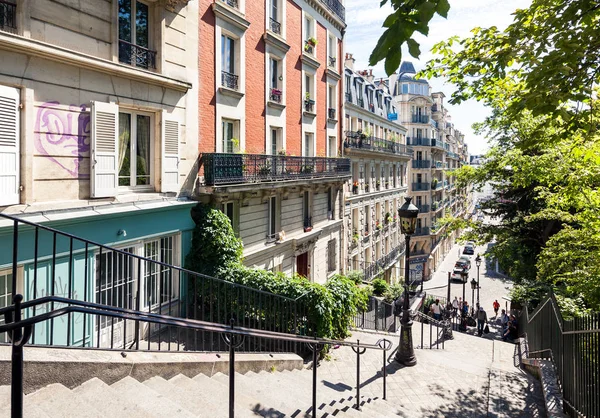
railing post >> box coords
[355,340,361,411]
[11,295,24,418]
[228,319,236,418]
[382,345,387,400]
[311,341,318,418]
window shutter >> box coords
[161,111,180,193]
[90,101,119,197]
[0,86,20,206]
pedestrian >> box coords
[462,300,469,317]
[499,309,509,332]
[452,296,459,315]
[477,306,487,336]
[493,299,500,317]
[430,299,442,320]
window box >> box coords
[270,88,282,103]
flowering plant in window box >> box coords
[307,37,318,46]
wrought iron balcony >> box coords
[414,227,430,236]
[328,108,336,119]
[432,180,443,190]
[328,56,336,68]
[417,204,430,213]
[363,241,406,282]
[304,99,315,113]
[412,182,430,191]
[221,0,239,8]
[433,161,445,169]
[270,88,282,103]
[447,151,458,159]
[318,0,345,22]
[201,153,351,186]
[118,40,157,70]
[221,71,239,90]
[431,139,446,151]
[411,114,430,124]
[0,0,17,33]
[357,98,364,107]
[406,137,431,146]
[412,160,431,169]
[269,17,281,34]
[344,131,412,158]
[304,40,314,54]
[345,92,352,102]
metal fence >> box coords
[521,293,600,418]
[353,296,398,333]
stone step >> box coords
[26,383,104,418]
[73,377,154,417]
[111,376,196,418]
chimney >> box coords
[366,69,374,83]
[344,53,355,71]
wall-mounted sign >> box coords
[387,113,398,121]
[410,256,428,264]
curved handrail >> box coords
[0,296,392,352]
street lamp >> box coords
[394,197,419,366]
[470,278,477,308]
[460,267,468,308]
[475,254,482,304]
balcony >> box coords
[328,56,336,68]
[221,71,239,90]
[432,201,443,211]
[431,139,446,151]
[412,182,430,191]
[417,205,430,213]
[269,17,281,35]
[318,0,345,22]
[201,153,351,186]
[432,180,443,190]
[328,108,336,120]
[357,98,364,107]
[118,40,157,70]
[433,161,445,169]
[0,0,17,34]
[414,227,430,236]
[304,99,315,113]
[412,160,431,169]
[269,88,282,103]
[406,137,431,146]
[345,92,352,102]
[363,241,406,282]
[447,151,458,159]
[344,131,412,158]
[411,114,430,124]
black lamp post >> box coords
[394,197,419,366]
[475,254,482,304]
[460,267,468,308]
[470,278,477,308]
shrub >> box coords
[372,278,389,296]
[383,283,404,304]
[346,270,364,285]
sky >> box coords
[344,0,528,155]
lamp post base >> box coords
[394,317,416,366]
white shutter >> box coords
[161,111,180,193]
[90,101,118,198]
[0,86,20,206]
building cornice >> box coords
[304,0,346,32]
[0,33,191,93]
[263,32,291,54]
[301,52,321,70]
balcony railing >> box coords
[318,0,345,22]
[269,17,281,34]
[221,0,239,8]
[269,88,282,103]
[431,139,446,151]
[357,98,364,107]
[328,108,336,120]
[304,99,315,113]
[412,182,430,191]
[118,40,157,70]
[363,241,406,282]
[0,0,17,33]
[344,131,412,157]
[414,227,430,236]
[412,160,431,169]
[417,204,430,213]
[447,151,458,159]
[432,181,443,190]
[345,92,352,102]
[202,153,351,186]
[411,114,430,124]
[433,161,445,169]
[328,56,336,68]
[221,70,239,90]
[406,137,431,146]
[304,41,314,54]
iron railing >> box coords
[269,17,281,34]
[304,99,315,113]
[412,160,431,168]
[431,139,446,151]
[221,70,239,90]
[345,92,352,102]
[201,153,351,186]
[413,311,452,349]
[0,213,307,355]
[417,204,430,213]
[363,242,406,282]
[0,0,17,33]
[407,137,431,146]
[412,182,430,191]
[118,40,157,70]
[269,88,282,103]
[357,98,364,107]
[328,107,336,119]
[353,296,398,333]
[414,227,430,236]
[318,0,345,21]
[0,295,392,418]
[411,114,429,123]
[328,56,336,67]
[520,293,600,418]
[221,0,239,8]
[344,131,412,157]
[303,41,314,54]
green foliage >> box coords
[371,278,389,296]
[346,270,365,285]
[383,283,404,304]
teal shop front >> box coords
[0,202,196,347]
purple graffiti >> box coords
[35,101,91,178]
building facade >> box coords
[341,55,411,284]
[0,0,199,346]
[196,0,349,283]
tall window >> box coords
[270,128,281,155]
[118,0,154,69]
[271,0,278,21]
[222,202,235,228]
[303,191,311,226]
[304,16,312,40]
[327,239,336,273]
[0,271,12,343]
[222,119,236,153]
[268,196,278,238]
[221,35,235,74]
[118,111,152,188]
[270,58,279,89]
[304,133,314,157]
[328,136,336,157]
[327,187,334,219]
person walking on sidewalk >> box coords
[493,300,500,317]
[477,306,488,336]
[430,299,442,320]
[452,296,459,316]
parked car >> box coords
[463,245,475,255]
[455,255,471,270]
[451,268,467,283]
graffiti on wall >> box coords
[35,101,91,178]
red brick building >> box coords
[197,0,349,283]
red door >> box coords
[297,252,308,278]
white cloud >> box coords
[344,0,529,154]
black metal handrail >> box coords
[118,40,157,70]
[353,296,398,333]
[201,153,351,186]
[0,0,17,33]
[1,294,392,418]
[221,70,239,90]
[344,131,412,157]
[0,212,305,355]
[363,242,406,282]
[269,17,281,34]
